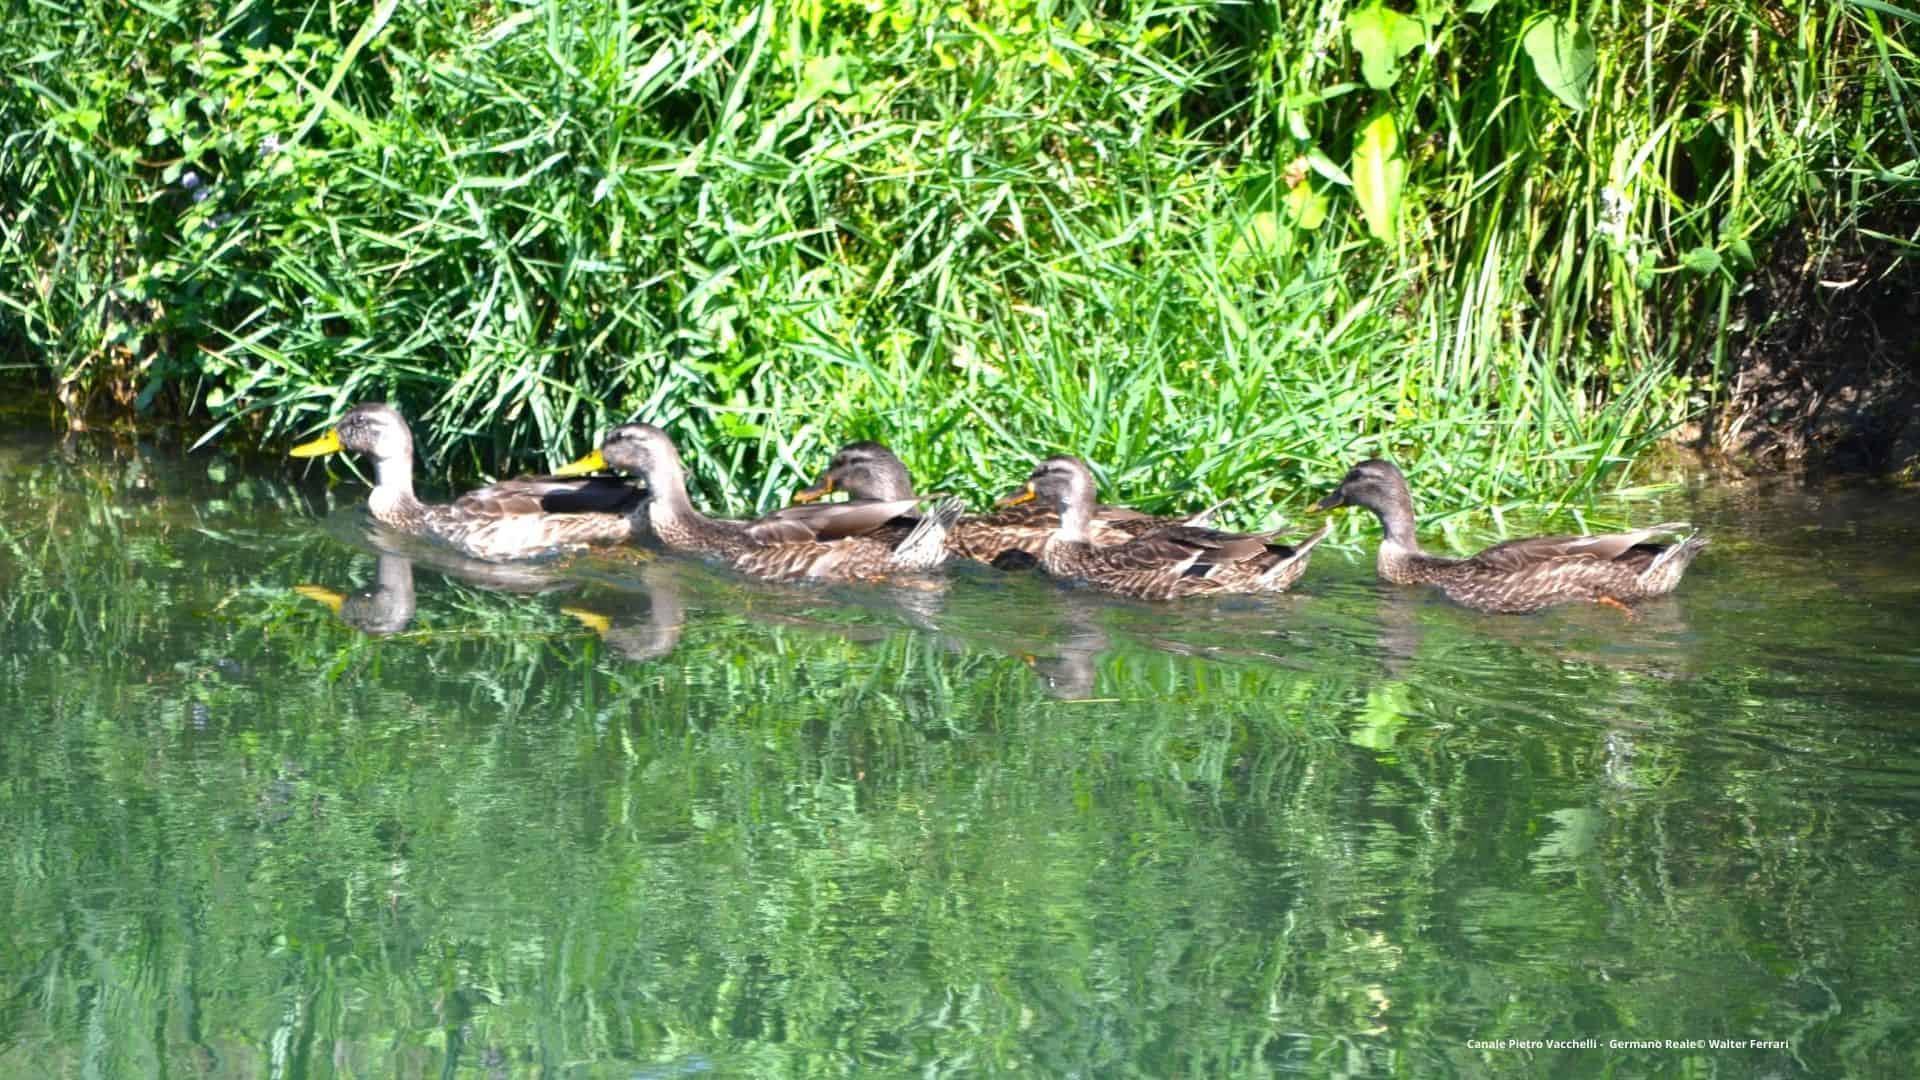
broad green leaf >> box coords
[1346,4,1426,90]
[1351,110,1406,245]
[1285,182,1330,230]
[1522,14,1596,111]
[1681,245,1723,275]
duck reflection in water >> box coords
[562,549,957,664]
[295,553,419,636]
[1021,594,1112,701]
[294,519,579,636]
[1360,583,1698,683]
[563,555,689,662]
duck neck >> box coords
[1368,497,1428,584]
[374,553,416,596]
[367,453,428,525]
[1040,497,1095,576]
[646,464,696,525]
[646,462,730,546]
[1372,496,1418,548]
[1056,496,1093,545]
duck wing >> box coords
[744,497,926,544]
[1092,526,1279,576]
[455,475,646,517]
[1468,522,1693,571]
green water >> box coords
[3,429,1919,1079]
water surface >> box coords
[2,428,1918,1078]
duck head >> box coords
[1000,455,1096,538]
[289,403,414,465]
[1314,458,1418,543]
[793,441,916,502]
[553,424,686,490]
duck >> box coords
[998,456,1329,600]
[1313,458,1708,614]
[552,424,961,582]
[793,441,1218,567]
[288,403,648,562]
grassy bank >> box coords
[2,0,1912,517]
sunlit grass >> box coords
[1,0,1911,522]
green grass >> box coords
[1,0,1913,521]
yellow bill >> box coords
[792,475,833,503]
[561,607,612,635]
[997,483,1037,507]
[288,429,344,458]
[550,449,608,477]
[292,584,346,614]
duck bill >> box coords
[292,584,346,614]
[997,483,1038,507]
[560,607,613,635]
[288,430,344,458]
[792,475,834,503]
[550,449,608,477]
[1310,491,1345,513]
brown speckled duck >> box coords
[553,424,959,582]
[289,403,647,562]
[793,441,1215,567]
[1001,456,1329,600]
[1314,458,1707,614]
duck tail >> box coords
[1256,521,1333,588]
[1290,520,1334,557]
[1641,532,1708,591]
[889,496,964,571]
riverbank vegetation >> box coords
[2,0,1914,513]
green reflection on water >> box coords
[2,429,1919,1078]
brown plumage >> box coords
[1314,458,1708,614]
[288,403,647,562]
[553,424,960,582]
[792,441,1215,566]
[1002,456,1329,600]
